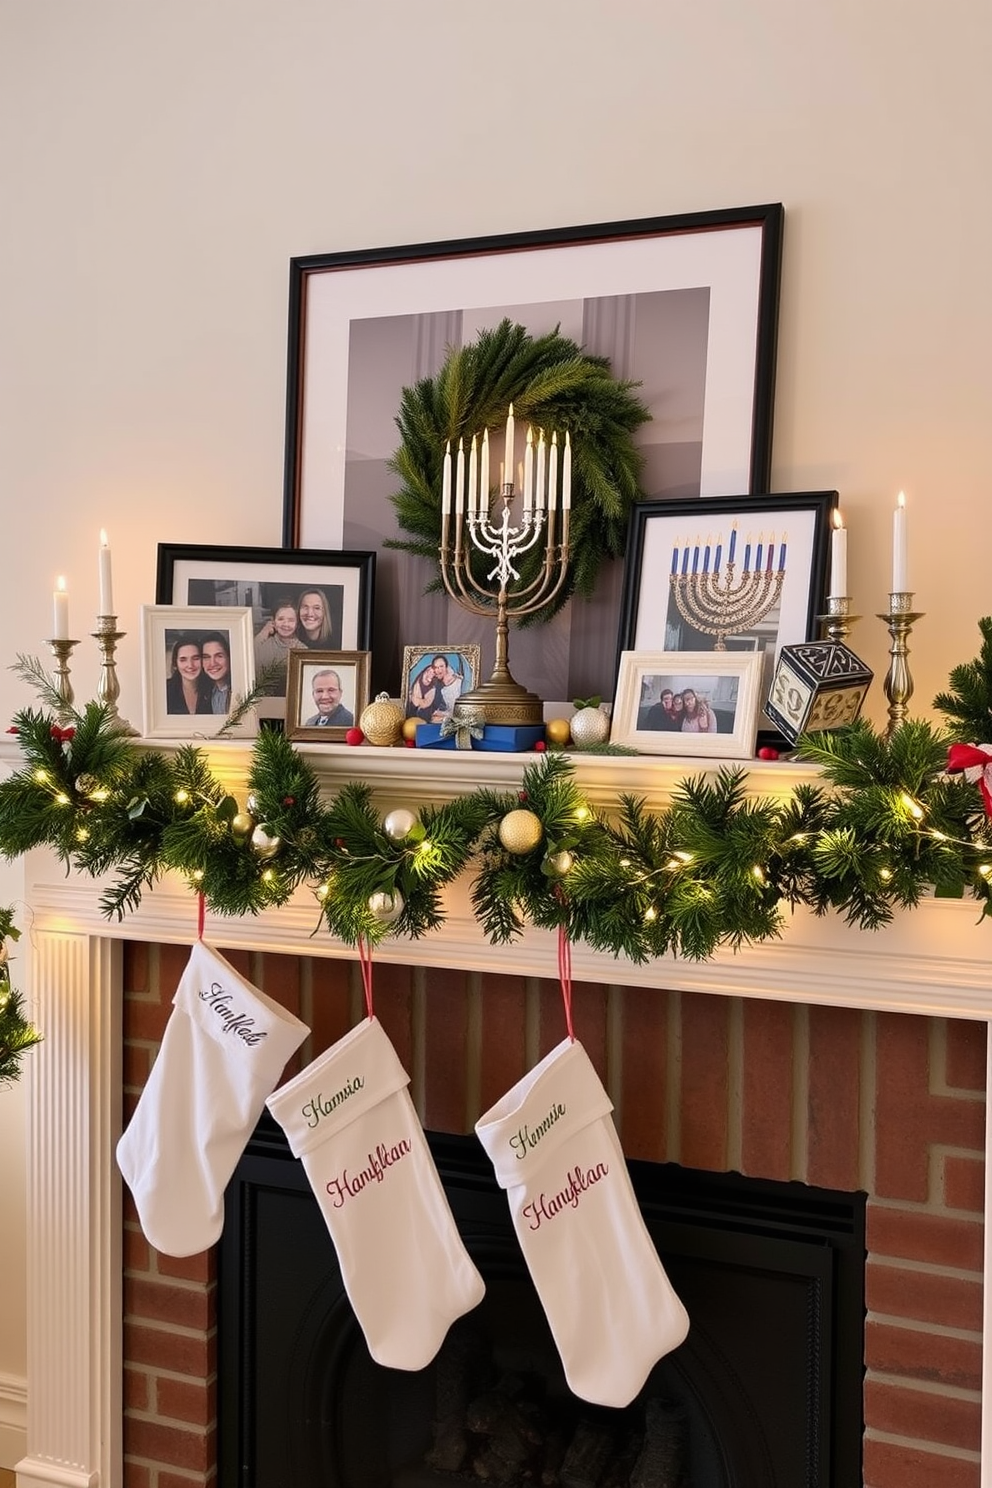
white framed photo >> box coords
[140,606,257,740]
[610,650,764,758]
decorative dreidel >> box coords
[765,641,874,746]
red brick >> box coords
[863,1435,979,1488]
[125,1277,211,1331]
[157,1250,216,1285]
[944,1154,985,1213]
[158,943,195,997]
[159,1473,215,1488]
[156,1375,216,1428]
[222,947,251,977]
[126,996,174,1044]
[617,984,669,1162]
[123,1223,151,1275]
[125,1321,213,1377]
[256,950,302,1018]
[807,1003,863,1189]
[423,966,469,1133]
[866,1319,982,1390]
[123,940,150,994]
[679,990,730,1171]
[478,973,527,1117]
[537,977,608,1078]
[370,962,413,1066]
[123,1417,214,1471]
[124,1366,150,1411]
[945,1019,987,1091]
[864,1378,981,1452]
[867,1203,984,1271]
[122,1462,151,1488]
[875,1014,985,1202]
[866,1261,983,1331]
[741,997,793,1180]
[122,1041,155,1091]
[308,956,355,1056]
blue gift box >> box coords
[415,722,546,752]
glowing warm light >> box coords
[316,883,330,900]
[979,864,992,879]
[33,769,49,783]
[900,793,924,821]
[174,789,190,804]
[879,867,893,882]
[262,869,275,883]
[191,869,204,882]
[76,829,89,842]
[752,865,766,883]
[574,806,591,822]
[674,851,694,864]
[55,792,70,806]
[643,906,657,922]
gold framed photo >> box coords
[400,645,481,725]
[285,650,370,741]
[610,650,764,759]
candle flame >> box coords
[99,528,109,546]
[897,490,906,509]
[56,576,66,593]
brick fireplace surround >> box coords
[12,744,992,1488]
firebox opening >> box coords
[220,1120,866,1487]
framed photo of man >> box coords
[140,605,257,740]
[285,650,371,741]
[401,645,481,724]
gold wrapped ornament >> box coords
[360,693,405,747]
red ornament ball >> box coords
[757,745,780,761]
[533,739,547,752]
[404,738,416,748]
[345,727,365,746]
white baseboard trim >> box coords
[0,1371,26,1470]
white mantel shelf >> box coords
[7,739,992,1488]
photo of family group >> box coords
[401,645,481,725]
[611,651,764,758]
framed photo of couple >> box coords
[285,650,371,741]
[140,605,257,740]
[401,645,481,724]
[610,651,764,758]
[156,544,375,720]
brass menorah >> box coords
[670,528,786,650]
[439,406,571,725]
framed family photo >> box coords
[156,544,375,720]
[401,644,481,724]
[285,650,370,741]
[140,605,257,740]
[281,205,783,705]
[616,491,837,740]
[611,651,764,758]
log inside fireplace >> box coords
[219,1120,866,1487]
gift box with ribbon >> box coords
[415,712,546,752]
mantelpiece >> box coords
[7,740,992,1486]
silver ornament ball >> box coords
[368,889,404,925]
[383,807,417,842]
[251,824,281,859]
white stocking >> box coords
[266,1015,485,1371]
[116,940,310,1257]
[475,1036,689,1407]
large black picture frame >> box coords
[279,204,784,703]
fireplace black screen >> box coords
[220,1118,865,1487]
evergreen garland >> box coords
[1,623,992,1011]
[386,319,652,622]
[0,908,42,1088]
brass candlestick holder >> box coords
[45,638,80,725]
[877,591,924,738]
[93,615,139,735]
[817,595,861,645]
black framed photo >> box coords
[280,205,783,703]
[284,650,371,742]
[616,491,838,740]
[156,544,374,720]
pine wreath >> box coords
[385,319,652,623]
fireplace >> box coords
[14,744,991,1488]
[219,1117,866,1486]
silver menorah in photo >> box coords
[438,405,571,725]
[670,528,787,650]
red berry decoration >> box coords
[518,791,528,803]
[757,746,780,761]
[533,739,547,752]
[282,796,296,807]
[345,727,365,746]
[404,738,416,747]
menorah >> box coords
[439,405,571,725]
[670,527,787,649]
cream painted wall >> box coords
[0,0,989,1463]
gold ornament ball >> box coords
[250,825,281,859]
[231,811,254,839]
[368,889,404,925]
[569,707,610,746]
[401,717,423,743]
[498,808,544,855]
[360,693,405,747]
[383,807,417,842]
[545,718,572,747]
